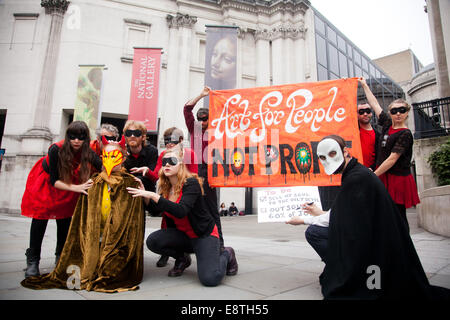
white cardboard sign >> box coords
[257,186,322,223]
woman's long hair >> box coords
[158,147,204,198]
[58,121,93,183]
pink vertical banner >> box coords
[128,47,162,132]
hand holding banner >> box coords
[207,78,361,187]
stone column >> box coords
[291,22,307,83]
[427,0,450,98]
[255,29,271,87]
[21,0,70,154]
[165,13,197,143]
[271,27,284,85]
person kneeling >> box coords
[127,147,238,287]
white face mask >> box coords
[317,138,345,175]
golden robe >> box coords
[21,169,144,293]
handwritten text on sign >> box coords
[257,186,322,223]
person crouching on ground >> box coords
[127,147,238,286]
[286,134,449,300]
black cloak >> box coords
[320,158,449,300]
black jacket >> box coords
[147,177,216,238]
[320,158,449,300]
[124,144,158,192]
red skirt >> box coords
[379,173,420,208]
[21,157,80,220]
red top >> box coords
[359,128,376,168]
[388,126,407,135]
[163,190,219,239]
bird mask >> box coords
[101,135,126,177]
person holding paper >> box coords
[287,134,449,300]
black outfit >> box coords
[123,144,158,192]
[145,177,229,286]
[228,205,238,216]
[198,163,224,248]
[320,158,450,300]
[375,112,414,176]
[305,225,329,263]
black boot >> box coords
[25,248,40,278]
[156,255,169,267]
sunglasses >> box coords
[164,138,180,145]
[390,107,408,115]
[358,108,372,115]
[162,157,179,167]
[197,116,208,122]
[103,135,117,142]
[68,134,86,141]
[124,129,142,137]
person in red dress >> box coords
[21,121,102,277]
[359,78,420,231]
[127,147,238,286]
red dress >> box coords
[21,141,82,220]
[377,126,420,208]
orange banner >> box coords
[207,78,362,187]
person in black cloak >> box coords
[293,134,449,300]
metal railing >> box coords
[413,97,450,139]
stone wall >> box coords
[413,136,449,193]
[0,154,42,214]
[417,185,450,237]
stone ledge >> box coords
[417,185,450,237]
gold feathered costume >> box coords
[21,169,144,293]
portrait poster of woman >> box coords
[204,26,238,107]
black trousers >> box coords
[147,228,229,287]
[199,163,224,248]
[305,225,329,264]
[29,217,72,257]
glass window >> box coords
[314,15,326,35]
[348,59,354,77]
[363,71,369,79]
[375,68,381,81]
[347,44,353,59]
[330,72,339,80]
[355,65,362,77]
[369,63,376,77]
[339,52,348,78]
[337,35,346,53]
[362,57,368,71]
[328,43,339,75]
[316,35,327,67]
[354,49,361,66]
[318,64,328,81]
[327,26,337,45]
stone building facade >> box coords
[0,0,404,213]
